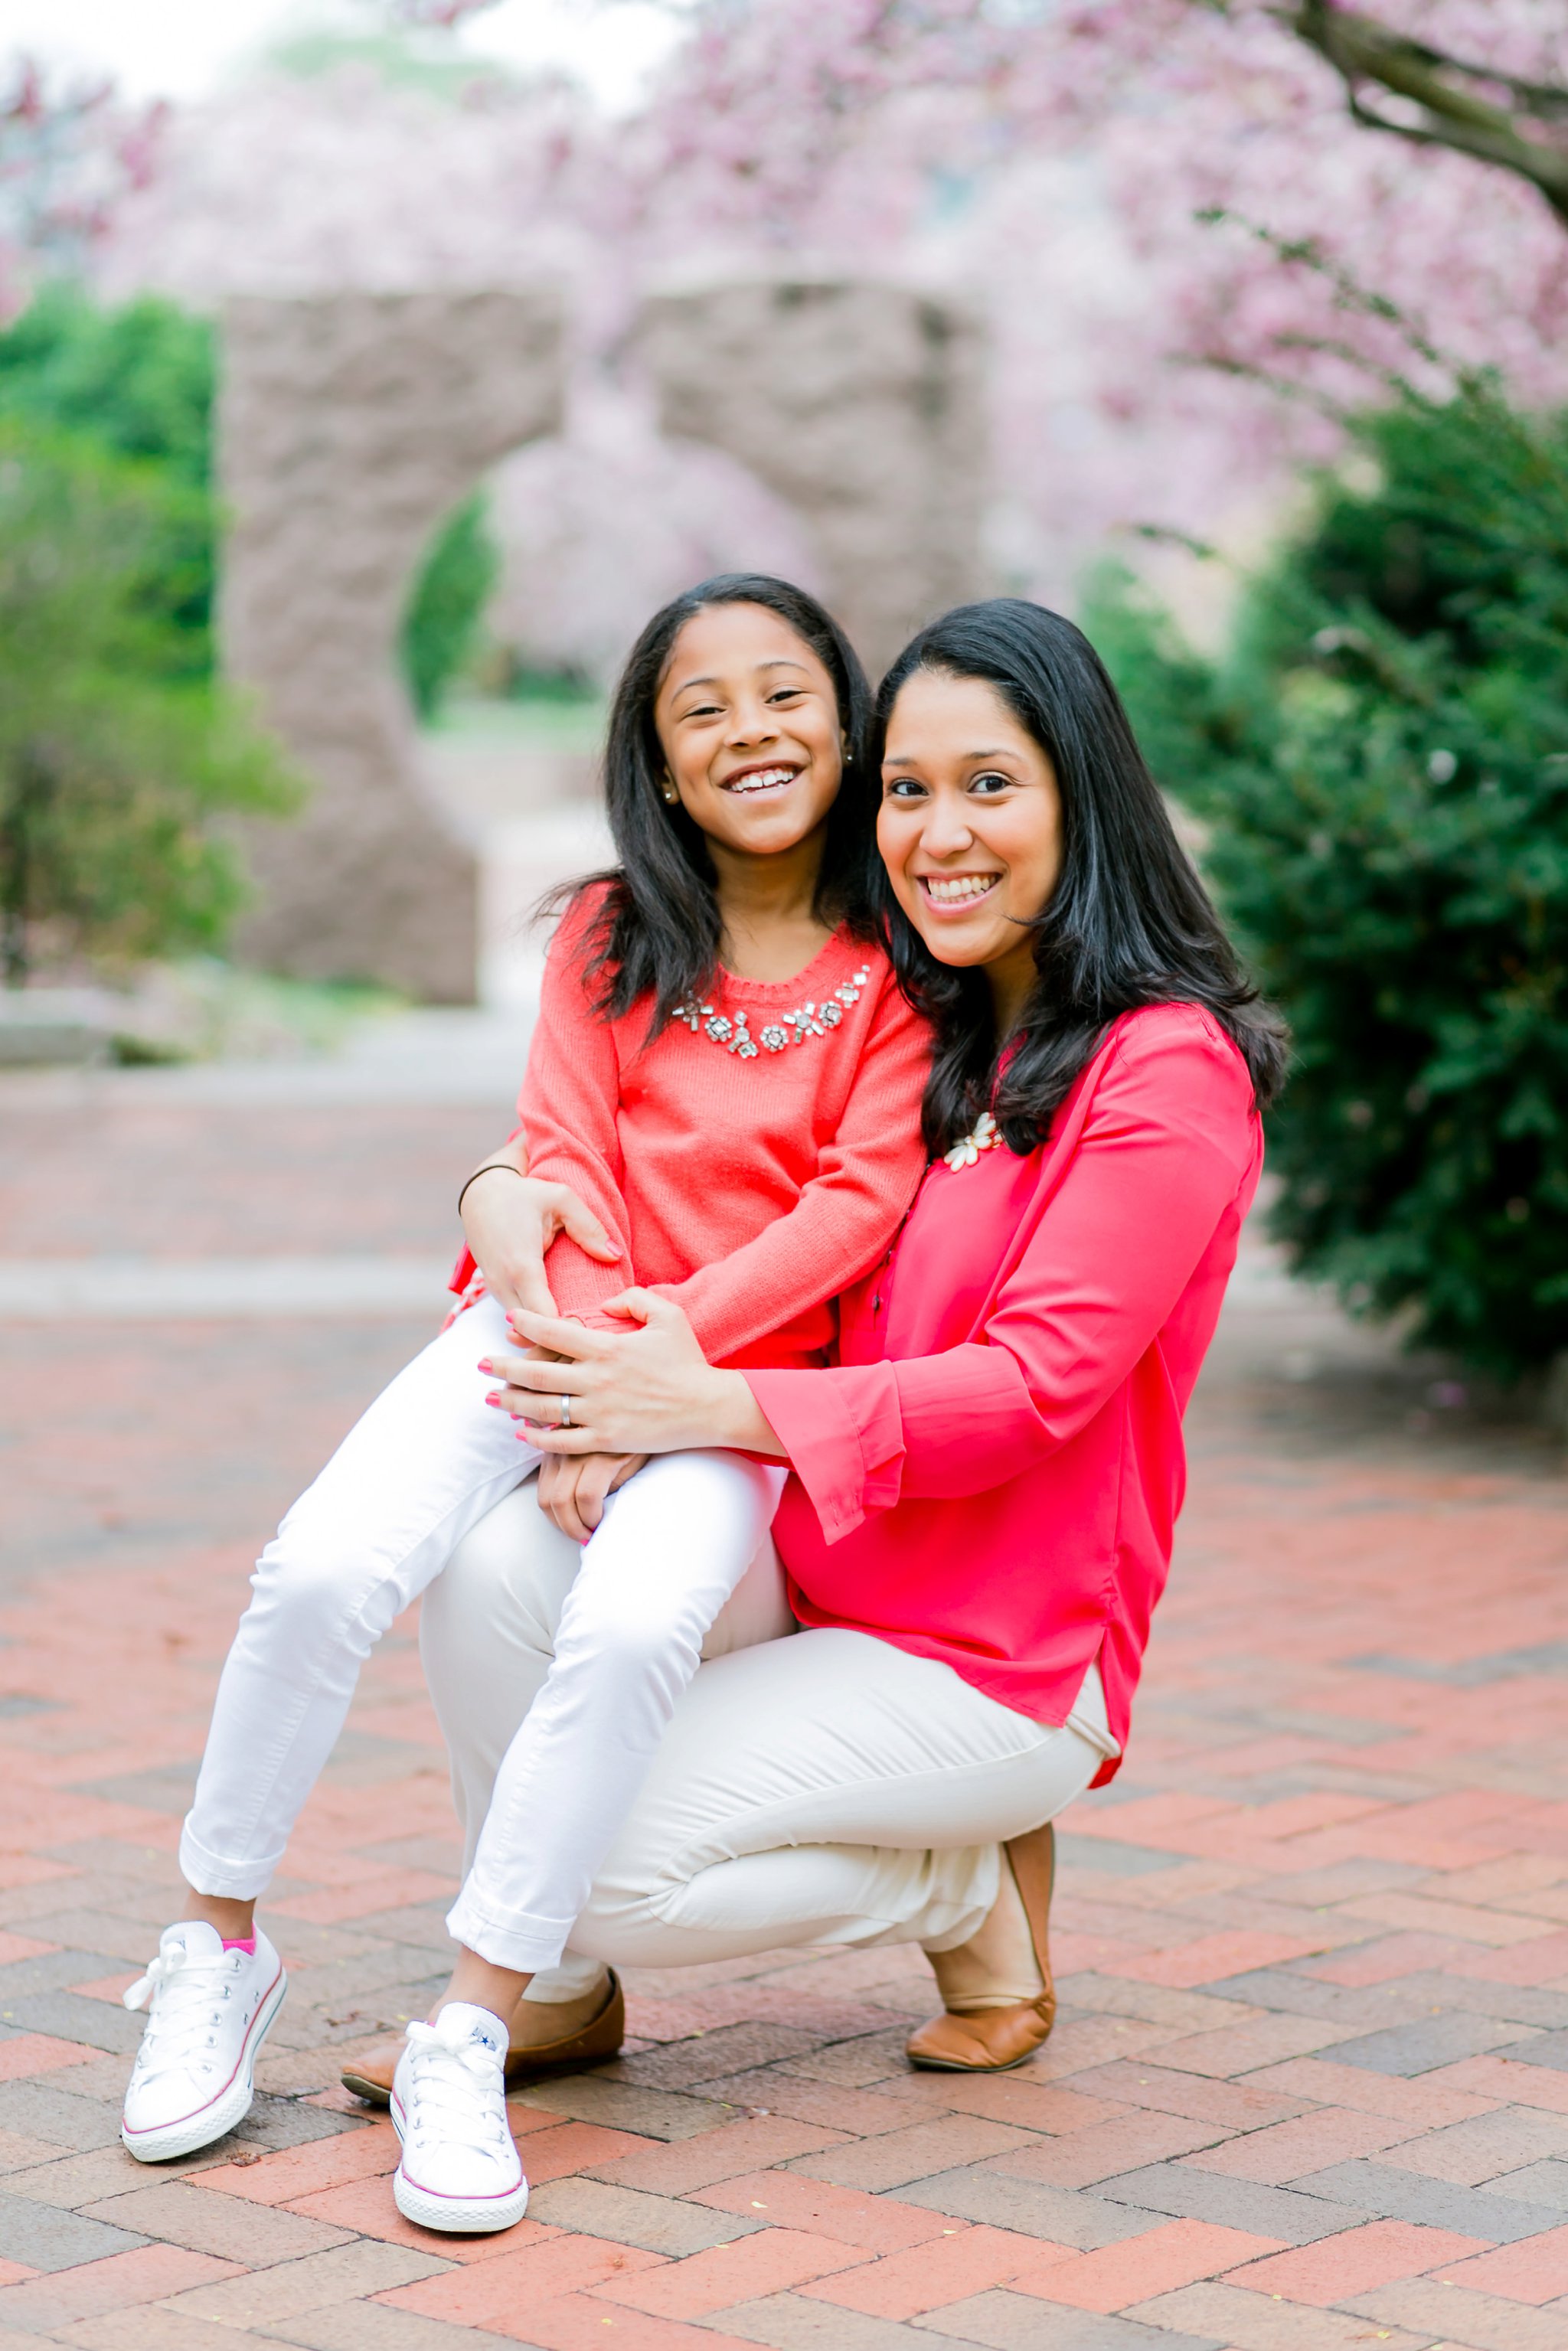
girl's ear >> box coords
[661,775,679,805]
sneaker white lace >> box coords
[121,1921,287,2163]
[391,2002,528,2234]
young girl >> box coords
[119,575,932,2236]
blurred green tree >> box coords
[0,285,215,670]
[0,423,299,983]
[1091,380,1568,1378]
[399,490,501,720]
[0,282,212,480]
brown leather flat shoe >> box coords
[906,1824,1057,2073]
[341,1969,625,2106]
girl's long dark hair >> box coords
[877,599,1289,1157]
[569,573,877,1025]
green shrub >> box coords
[0,423,299,980]
[1089,381,1568,1378]
[0,285,217,671]
[399,491,501,720]
[0,282,213,485]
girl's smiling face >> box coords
[654,601,844,859]
[877,666,1063,1020]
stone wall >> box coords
[219,291,564,1001]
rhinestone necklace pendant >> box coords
[673,966,871,1063]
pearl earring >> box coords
[662,788,678,805]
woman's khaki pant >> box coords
[420,1481,1113,1998]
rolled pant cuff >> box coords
[178,1821,282,1905]
[446,1894,573,1976]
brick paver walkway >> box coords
[2,1063,1567,2349]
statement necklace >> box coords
[673,965,871,1061]
[943,1111,1001,1170]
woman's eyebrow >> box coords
[882,747,1016,766]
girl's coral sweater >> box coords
[450,887,933,1371]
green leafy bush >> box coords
[399,491,501,720]
[0,282,213,484]
[0,285,216,671]
[1090,382,1568,1378]
[0,423,299,980]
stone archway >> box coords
[218,281,985,1001]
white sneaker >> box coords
[391,2003,528,2234]
[121,1922,287,2162]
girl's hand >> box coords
[536,1450,648,1544]
[460,1155,622,1318]
[481,1292,784,1458]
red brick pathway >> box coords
[1,1073,1566,2347]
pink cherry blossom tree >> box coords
[617,2,1566,393]
[384,0,503,24]
[0,54,162,318]
[607,0,1568,608]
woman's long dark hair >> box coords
[568,573,877,1025]
[876,599,1289,1157]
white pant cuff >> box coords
[178,1821,281,1905]
[446,1895,573,1977]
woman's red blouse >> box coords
[744,1004,1264,1783]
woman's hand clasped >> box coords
[479,1292,782,1460]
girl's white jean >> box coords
[421,1481,1115,1990]
[179,1294,783,1973]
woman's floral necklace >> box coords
[943,1111,1001,1171]
[673,966,871,1061]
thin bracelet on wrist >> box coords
[457,1162,526,1218]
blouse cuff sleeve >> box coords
[743,1363,906,1543]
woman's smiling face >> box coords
[878,668,1064,1013]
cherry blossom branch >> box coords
[1278,1,1568,224]
[1,54,162,315]
[1194,206,1456,374]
